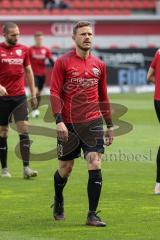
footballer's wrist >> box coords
[54,113,64,124]
[104,118,113,128]
[107,127,114,131]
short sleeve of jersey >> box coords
[24,48,31,67]
[151,50,159,69]
[50,57,65,114]
[46,48,53,60]
[50,57,65,94]
[28,47,32,58]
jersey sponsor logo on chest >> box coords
[1,58,23,65]
[32,54,45,59]
[70,77,98,88]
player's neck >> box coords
[76,48,90,59]
[35,44,42,48]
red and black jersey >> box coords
[150,49,160,100]
[0,42,30,96]
[29,46,53,76]
[50,49,112,124]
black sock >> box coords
[88,169,102,212]
[0,137,8,169]
[37,95,41,108]
[156,146,160,182]
[19,134,30,167]
[54,170,68,203]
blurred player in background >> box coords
[50,21,113,226]
[0,22,38,178]
[29,32,54,118]
[147,49,160,194]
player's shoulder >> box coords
[90,53,105,66]
[0,42,7,49]
[0,42,4,47]
[56,50,74,63]
[16,43,29,51]
[42,45,50,51]
[29,45,35,50]
[90,52,104,63]
[156,49,160,56]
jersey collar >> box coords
[73,48,92,60]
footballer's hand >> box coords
[56,122,68,142]
[0,85,8,96]
[104,127,114,146]
[31,96,38,110]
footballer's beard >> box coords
[77,43,92,52]
[7,39,17,46]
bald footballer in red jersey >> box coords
[29,32,54,118]
[50,21,113,226]
[0,42,29,96]
[0,22,38,179]
[147,49,160,194]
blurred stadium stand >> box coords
[0,0,157,16]
[0,0,159,90]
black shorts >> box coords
[154,100,160,122]
[34,75,46,92]
[57,118,105,161]
[0,95,29,126]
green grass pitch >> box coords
[0,93,160,240]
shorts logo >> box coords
[92,67,100,76]
[57,142,63,157]
[16,49,22,56]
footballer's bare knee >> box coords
[86,152,102,170]
[59,160,74,177]
[16,121,29,134]
[0,126,9,138]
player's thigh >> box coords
[80,118,104,156]
[0,97,12,127]
[0,125,9,137]
[86,152,102,170]
[57,124,81,161]
[12,95,29,126]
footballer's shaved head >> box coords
[2,22,18,33]
[2,22,20,46]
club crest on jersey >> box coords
[15,49,22,56]
[92,67,100,76]
[41,49,46,54]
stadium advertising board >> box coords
[96,48,157,85]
